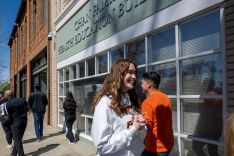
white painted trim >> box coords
[57,0,223,69]
[80,133,93,141]
[55,0,88,30]
[179,133,223,146]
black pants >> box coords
[11,116,27,156]
[0,116,13,145]
[65,113,76,142]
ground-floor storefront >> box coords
[56,0,230,155]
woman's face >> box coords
[121,63,136,92]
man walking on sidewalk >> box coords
[4,90,28,156]
[28,83,48,141]
[0,91,13,149]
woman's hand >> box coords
[132,115,146,130]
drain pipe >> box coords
[46,0,51,125]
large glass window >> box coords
[127,38,145,65]
[171,99,177,132]
[181,54,222,95]
[148,28,175,62]
[180,10,220,56]
[148,62,176,95]
[57,9,224,155]
[64,66,69,81]
[59,70,63,82]
[87,58,95,76]
[78,62,85,78]
[182,138,223,156]
[181,98,223,141]
[70,64,76,80]
[71,76,105,136]
[137,67,146,102]
[110,47,124,65]
[97,53,108,74]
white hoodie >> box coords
[91,96,145,156]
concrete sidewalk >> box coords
[0,116,96,156]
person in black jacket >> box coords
[28,83,48,141]
[4,90,28,156]
[63,91,77,144]
[0,91,13,149]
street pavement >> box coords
[0,116,96,156]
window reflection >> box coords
[65,66,69,81]
[127,38,145,65]
[180,10,220,56]
[59,70,63,82]
[148,62,176,95]
[110,47,124,65]
[181,98,222,141]
[148,28,175,62]
[70,64,76,79]
[181,54,222,95]
[87,58,95,76]
[182,138,223,156]
[136,67,146,103]
[98,53,107,74]
[171,99,177,132]
[70,76,105,136]
[78,62,85,78]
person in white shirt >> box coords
[90,59,146,156]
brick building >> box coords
[8,0,50,123]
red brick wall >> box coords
[9,0,48,99]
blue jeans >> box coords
[33,113,44,139]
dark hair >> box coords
[63,91,77,111]
[34,83,40,91]
[143,71,161,89]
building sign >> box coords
[57,0,180,62]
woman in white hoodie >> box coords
[90,59,146,156]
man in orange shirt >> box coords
[141,72,174,156]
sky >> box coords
[0,0,21,81]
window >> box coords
[110,47,124,65]
[87,58,95,76]
[180,10,220,56]
[32,0,37,33]
[41,0,46,22]
[127,38,145,65]
[70,64,76,80]
[149,62,176,95]
[148,28,175,62]
[97,53,108,74]
[181,54,222,95]
[64,66,69,81]
[78,62,85,78]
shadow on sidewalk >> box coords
[23,132,64,144]
[25,143,59,156]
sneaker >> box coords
[37,138,42,142]
[68,141,75,144]
[6,144,12,149]
[65,136,69,141]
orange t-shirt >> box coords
[141,91,174,153]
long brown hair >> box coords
[90,59,139,116]
[224,114,234,156]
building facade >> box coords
[8,0,50,123]
[54,0,234,155]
